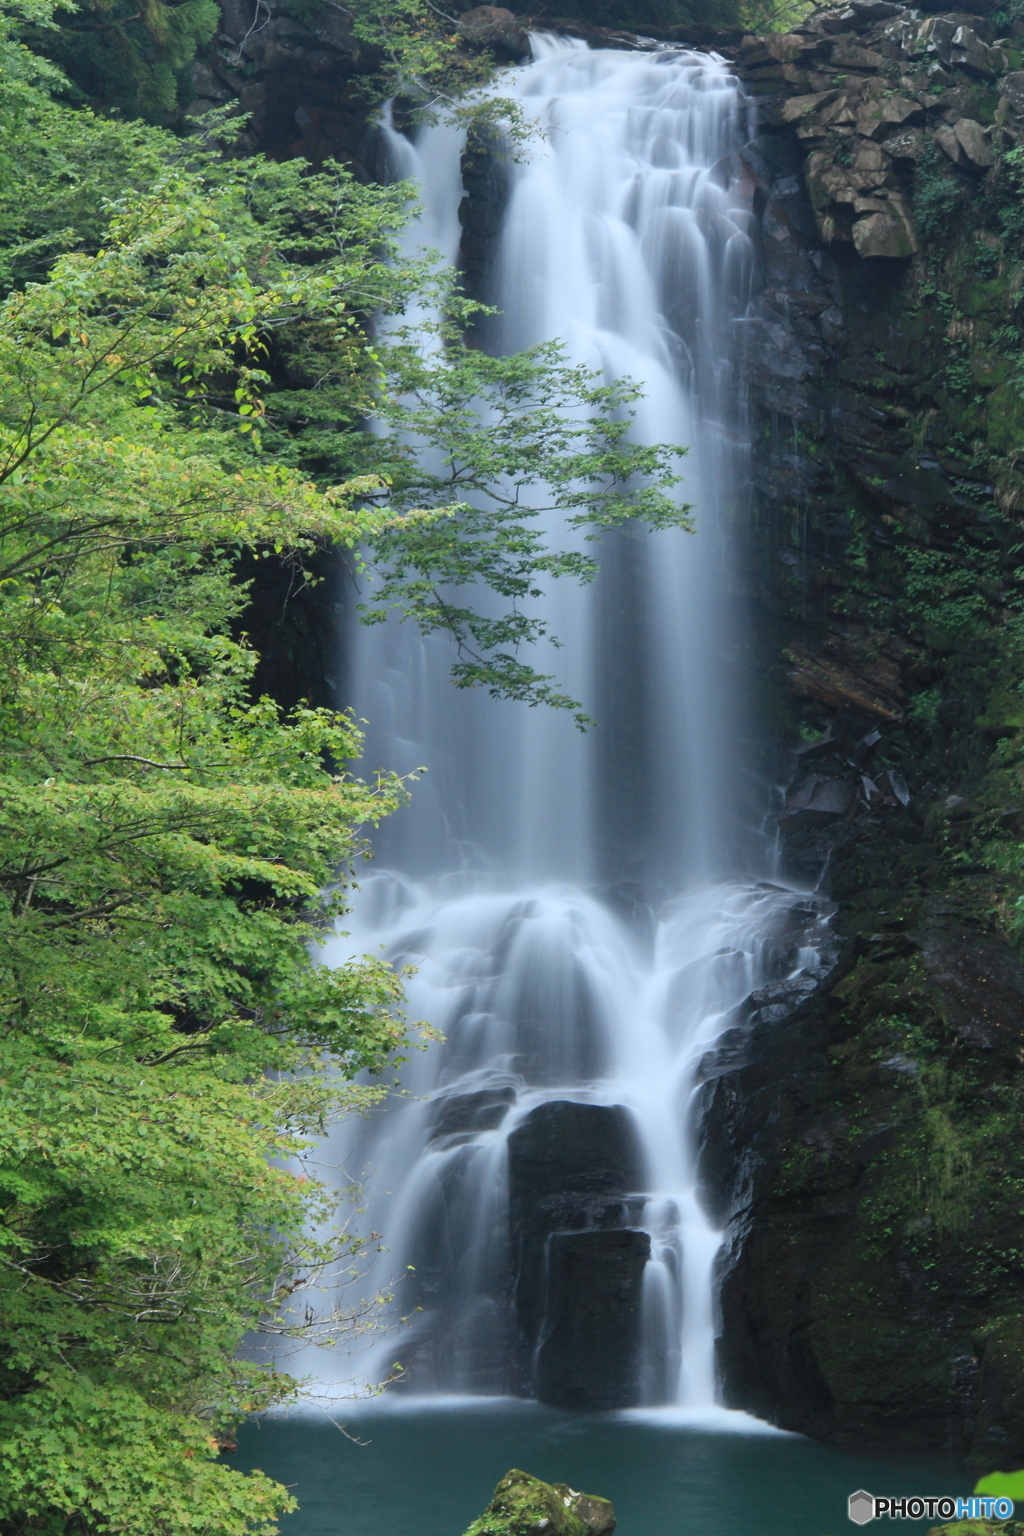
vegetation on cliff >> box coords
[708,0,1024,1457]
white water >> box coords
[309,39,829,1412]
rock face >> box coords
[462,1469,616,1536]
[507,1101,648,1405]
[703,892,1024,1454]
[534,1228,651,1408]
[705,0,1024,1459]
[184,0,384,170]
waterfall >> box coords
[309,37,830,1413]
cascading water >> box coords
[309,38,831,1413]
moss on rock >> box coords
[927,1526,1024,1536]
[462,1471,615,1536]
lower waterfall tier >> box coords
[310,878,836,1408]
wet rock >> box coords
[732,0,1024,1462]
[708,875,1024,1457]
[428,1085,516,1146]
[462,1469,616,1536]
[459,120,513,316]
[918,905,1024,1061]
[458,6,529,59]
[534,1228,651,1408]
[507,1101,645,1393]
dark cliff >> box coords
[704,0,1024,1462]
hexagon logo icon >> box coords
[848,1491,875,1525]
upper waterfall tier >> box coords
[359,40,758,893]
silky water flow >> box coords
[308,39,831,1415]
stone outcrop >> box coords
[534,1227,651,1408]
[703,886,1024,1455]
[737,3,1022,263]
[507,1101,648,1404]
[462,1470,616,1536]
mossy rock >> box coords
[926,1525,1024,1536]
[462,1469,616,1536]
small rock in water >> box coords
[462,1469,615,1536]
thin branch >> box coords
[82,755,192,771]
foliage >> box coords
[903,544,994,640]
[975,1472,1024,1498]
[346,322,688,725]
[913,142,964,243]
[32,0,219,117]
[0,89,427,1535]
[517,0,739,30]
[995,146,1024,241]
[737,0,813,34]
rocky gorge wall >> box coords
[187,0,1024,1460]
[705,0,1024,1462]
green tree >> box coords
[27,0,218,118]
[0,124,424,1536]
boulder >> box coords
[881,127,928,163]
[935,122,971,166]
[534,1228,651,1409]
[999,71,1024,114]
[950,23,1003,75]
[954,116,994,165]
[918,15,957,61]
[855,94,923,139]
[462,1470,615,1536]
[507,1101,646,1392]
[830,38,885,67]
[852,205,919,258]
[458,6,529,58]
[780,773,856,829]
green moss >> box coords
[463,1471,614,1536]
[986,385,1024,455]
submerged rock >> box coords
[462,1469,615,1536]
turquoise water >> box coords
[233,1401,970,1536]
